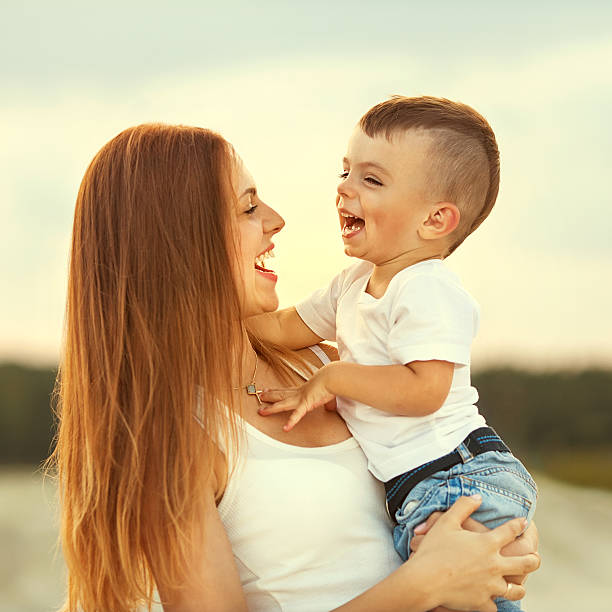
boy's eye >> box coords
[338,171,349,179]
[365,176,383,186]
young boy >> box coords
[252,96,537,611]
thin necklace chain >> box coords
[232,352,259,397]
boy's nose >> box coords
[337,177,356,200]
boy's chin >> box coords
[343,244,360,258]
[343,244,374,263]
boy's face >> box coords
[337,127,434,265]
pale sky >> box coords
[1,1,611,369]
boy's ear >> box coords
[418,202,460,240]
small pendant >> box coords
[246,383,262,404]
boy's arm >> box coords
[323,359,454,416]
[258,359,454,431]
[247,307,323,349]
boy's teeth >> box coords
[342,224,359,236]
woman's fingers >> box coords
[409,534,424,552]
[477,599,498,612]
[504,582,526,602]
[413,511,443,535]
[437,494,482,528]
[461,516,488,532]
[499,552,541,577]
[488,516,529,549]
[501,521,538,557]
[501,521,539,584]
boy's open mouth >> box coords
[340,211,365,237]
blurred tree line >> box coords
[0,363,57,464]
[1,363,611,489]
[474,368,612,490]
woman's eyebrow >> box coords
[239,187,256,198]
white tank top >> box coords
[218,346,401,611]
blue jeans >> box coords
[392,450,537,612]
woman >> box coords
[49,124,538,612]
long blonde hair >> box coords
[47,124,259,610]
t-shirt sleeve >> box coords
[295,269,348,341]
[386,274,479,366]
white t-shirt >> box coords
[218,346,401,611]
[296,259,486,482]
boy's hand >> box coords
[258,368,335,431]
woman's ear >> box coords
[418,202,460,240]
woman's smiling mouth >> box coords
[254,247,277,280]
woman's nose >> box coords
[264,204,285,235]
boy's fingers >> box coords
[489,517,529,549]
[258,399,295,415]
[258,388,294,403]
[324,398,337,412]
[438,495,482,528]
[283,407,307,431]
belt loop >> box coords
[456,442,474,463]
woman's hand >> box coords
[411,511,540,588]
[258,367,335,431]
[405,495,540,612]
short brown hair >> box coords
[359,95,500,254]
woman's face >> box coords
[233,159,285,318]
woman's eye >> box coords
[365,176,382,186]
[245,204,258,215]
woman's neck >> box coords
[234,328,258,390]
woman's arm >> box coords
[248,307,323,349]
[333,496,539,612]
[157,487,248,612]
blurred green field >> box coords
[535,448,612,490]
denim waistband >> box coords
[384,427,510,522]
